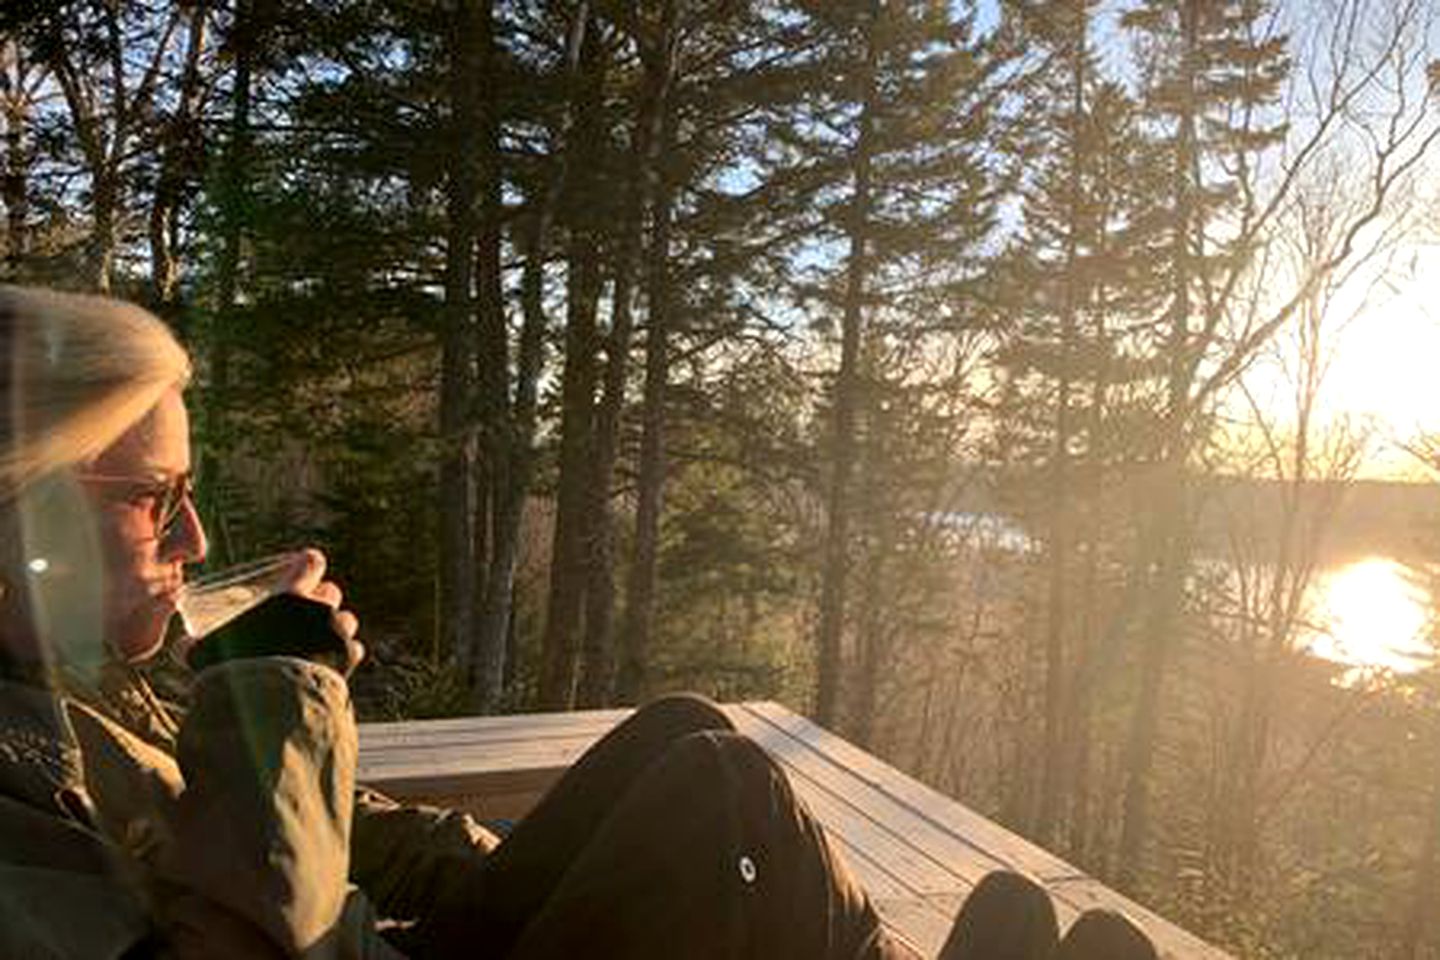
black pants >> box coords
[406,694,905,959]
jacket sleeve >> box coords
[155,656,361,957]
[350,786,498,925]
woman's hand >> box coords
[282,548,365,674]
[184,548,365,677]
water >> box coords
[943,510,1437,678]
[1298,557,1437,680]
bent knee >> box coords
[632,692,736,735]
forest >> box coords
[3,1,1440,956]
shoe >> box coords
[1053,909,1158,960]
[938,871,1060,960]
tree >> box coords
[0,36,45,276]
[439,0,484,677]
[469,0,510,710]
[1203,178,1382,898]
[146,0,214,316]
[1115,0,1440,886]
[196,0,258,565]
[811,0,878,729]
[616,0,778,705]
[759,0,1016,728]
[537,4,608,709]
[1114,0,1289,883]
[11,1,192,292]
[575,0,676,708]
[987,0,1169,845]
[611,130,672,701]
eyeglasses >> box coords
[75,471,196,540]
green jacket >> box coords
[0,658,494,959]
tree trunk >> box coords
[1064,361,1107,863]
[576,0,674,709]
[474,235,538,714]
[1116,0,1200,883]
[480,220,547,697]
[474,2,590,713]
[148,2,208,320]
[88,169,118,293]
[538,12,605,710]
[471,0,509,709]
[614,98,677,706]
[849,527,888,750]
[439,0,483,675]
[1,42,31,277]
[573,278,625,706]
[537,244,601,709]
[197,0,254,566]
[815,3,879,729]
[1116,511,1188,884]
[1037,13,1087,843]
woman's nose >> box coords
[161,495,208,565]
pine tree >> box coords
[760,0,1016,728]
[537,4,614,709]
[613,0,811,705]
[1114,0,1289,886]
[985,0,1172,851]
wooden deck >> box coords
[357,701,1230,959]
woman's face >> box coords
[85,388,208,661]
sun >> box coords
[1308,253,1440,470]
[1234,248,1440,480]
[1304,557,1435,676]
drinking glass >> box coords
[176,551,307,639]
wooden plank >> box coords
[362,708,963,951]
[365,766,563,810]
[742,702,1077,875]
[359,716,606,815]
[365,712,939,888]
[754,745,961,949]
[359,734,595,777]
[732,706,1012,891]
[739,702,1230,960]
[742,702,1185,951]
[360,709,630,747]
[726,706,989,957]
[771,762,972,895]
[874,897,953,958]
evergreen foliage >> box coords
[2,1,1438,954]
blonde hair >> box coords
[0,285,192,501]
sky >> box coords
[1233,241,1440,481]
[1318,247,1440,466]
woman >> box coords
[0,285,1156,959]
[0,284,365,957]
[0,284,922,959]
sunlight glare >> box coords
[1304,557,1435,677]
[1309,256,1440,473]
[1238,248,1440,479]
